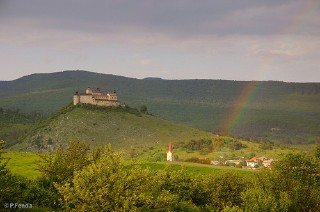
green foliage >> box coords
[0,140,33,208]
[22,178,63,210]
[184,138,213,154]
[56,153,209,211]
[0,172,29,206]
[0,108,44,148]
[270,153,320,211]
[0,140,8,172]
[50,142,251,211]
[38,140,90,184]
[78,103,142,117]
[273,153,319,185]
[140,105,149,114]
[0,107,44,124]
[209,173,249,210]
[315,144,320,160]
[12,104,215,152]
[259,140,274,150]
[226,138,246,151]
[241,187,288,212]
[185,157,211,164]
[244,152,320,212]
[3,140,320,211]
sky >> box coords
[0,0,319,82]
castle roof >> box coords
[93,99,119,102]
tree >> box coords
[55,145,206,211]
[269,153,320,211]
[0,140,9,173]
[0,140,29,205]
[140,105,148,114]
[315,144,320,161]
[241,187,291,211]
[38,140,90,184]
[56,146,153,211]
[208,173,248,210]
[273,153,318,185]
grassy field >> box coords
[137,141,309,163]
[4,150,257,179]
[135,161,256,177]
[3,151,41,178]
[4,141,313,180]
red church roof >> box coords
[168,143,173,153]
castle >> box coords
[73,87,120,107]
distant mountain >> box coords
[1,70,320,144]
[0,81,8,87]
[143,77,163,80]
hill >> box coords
[1,70,320,144]
[11,104,217,154]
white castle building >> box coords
[73,87,120,107]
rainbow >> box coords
[218,0,317,135]
[219,81,262,135]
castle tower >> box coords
[73,91,80,105]
[167,143,174,162]
[85,87,93,95]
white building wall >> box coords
[80,95,94,104]
[167,151,173,161]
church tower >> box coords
[167,143,174,162]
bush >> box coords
[185,157,211,164]
[208,173,249,210]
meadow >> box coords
[4,150,256,180]
[3,151,41,178]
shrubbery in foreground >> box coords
[1,140,320,211]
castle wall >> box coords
[107,94,118,101]
[95,100,120,107]
[75,94,120,107]
[73,95,80,105]
[79,95,94,104]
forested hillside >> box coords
[1,70,319,144]
[11,104,216,154]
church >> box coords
[167,143,174,162]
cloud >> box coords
[247,35,320,60]
[0,0,319,82]
[138,59,152,65]
[1,0,319,37]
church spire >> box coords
[168,143,173,153]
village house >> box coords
[246,156,274,168]
[210,160,220,166]
[262,159,274,168]
[246,157,258,168]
